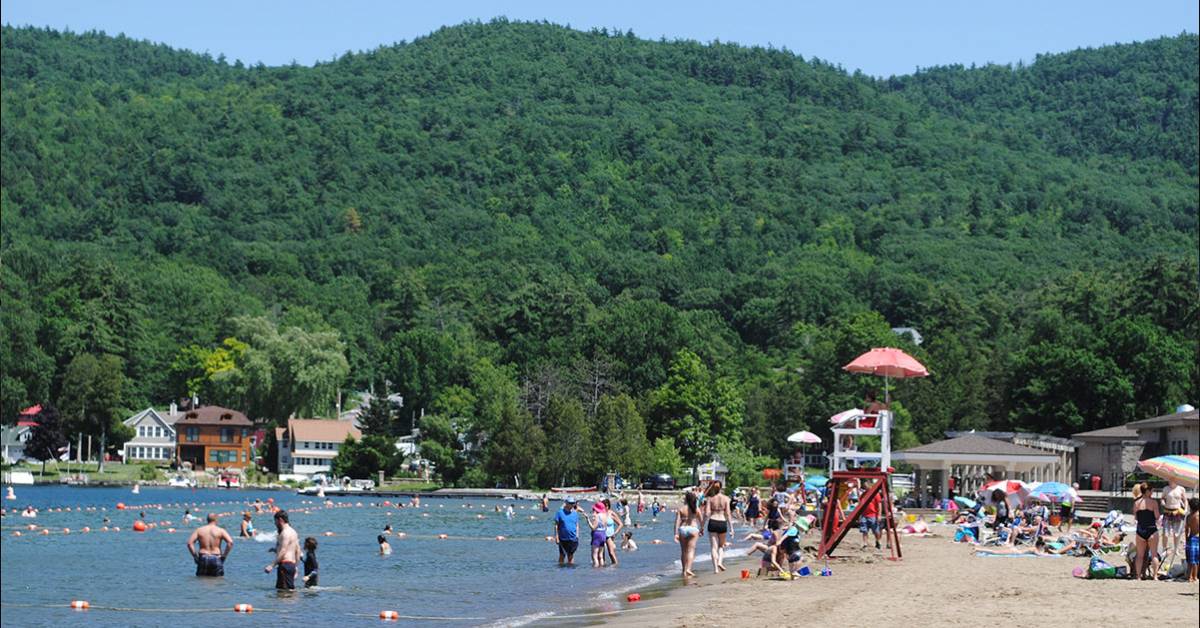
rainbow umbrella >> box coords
[1137,455,1198,489]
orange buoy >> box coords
[70,600,89,610]
[627,593,641,602]
[81,527,91,533]
[380,610,399,620]
[63,528,70,534]
[116,503,126,510]
[133,520,148,532]
[40,529,50,535]
[234,603,253,613]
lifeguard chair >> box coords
[819,409,901,560]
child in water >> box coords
[302,537,319,587]
[378,534,392,556]
[621,531,638,552]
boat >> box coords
[167,475,196,488]
[3,471,35,485]
[217,472,241,488]
[550,486,598,493]
[61,474,89,486]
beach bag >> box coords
[1086,557,1119,579]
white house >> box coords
[277,419,361,479]
[122,405,181,462]
[1,423,34,464]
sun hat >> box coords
[592,502,606,513]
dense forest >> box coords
[1,21,1196,487]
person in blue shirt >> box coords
[553,497,582,565]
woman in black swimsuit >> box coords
[1132,482,1162,580]
[704,481,732,573]
[745,488,762,528]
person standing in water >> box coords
[587,502,609,567]
[378,534,392,555]
[541,494,549,513]
[703,481,732,572]
[186,513,233,577]
[239,512,255,538]
[302,537,319,587]
[553,497,581,565]
[602,497,624,566]
[745,487,762,529]
[674,490,703,578]
[264,510,301,590]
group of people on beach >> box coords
[950,478,1199,582]
[185,508,319,589]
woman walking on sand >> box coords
[704,481,732,572]
[674,491,703,578]
[1132,482,1162,580]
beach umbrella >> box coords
[1025,481,1078,503]
[1137,454,1198,489]
[978,479,1028,505]
[829,408,863,425]
[953,496,977,510]
[787,431,822,444]
[843,347,929,404]
[804,474,828,491]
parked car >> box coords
[642,474,675,490]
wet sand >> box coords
[602,528,1200,627]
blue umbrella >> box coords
[804,475,828,491]
[953,496,978,510]
[1026,482,1077,503]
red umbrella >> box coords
[843,347,930,403]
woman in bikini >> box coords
[1132,482,1162,580]
[674,490,704,578]
[703,481,732,573]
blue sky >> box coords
[2,1,1196,77]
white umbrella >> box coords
[787,431,822,444]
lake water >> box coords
[0,486,715,627]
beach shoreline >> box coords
[598,527,1200,627]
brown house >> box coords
[175,406,254,470]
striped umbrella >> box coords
[1137,454,1199,489]
[978,479,1029,505]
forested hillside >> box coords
[1,21,1196,486]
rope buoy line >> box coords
[0,602,280,613]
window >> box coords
[186,427,199,442]
[220,428,233,443]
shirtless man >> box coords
[264,510,301,589]
[186,513,233,577]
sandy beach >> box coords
[603,528,1200,627]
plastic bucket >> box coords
[1049,514,1062,527]
[905,514,916,523]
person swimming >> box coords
[378,534,392,556]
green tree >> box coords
[24,404,68,475]
[540,394,590,487]
[331,434,400,479]
[484,404,544,488]
[57,353,129,471]
[418,414,465,485]
[649,436,686,479]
